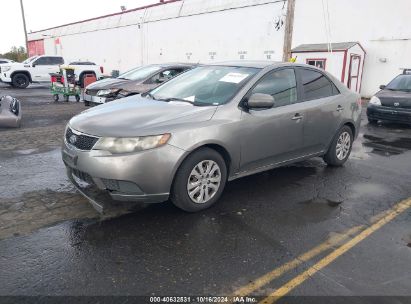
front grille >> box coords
[66,127,99,150]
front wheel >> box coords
[12,73,30,89]
[323,126,353,167]
[171,148,227,212]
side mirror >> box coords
[379,85,386,90]
[32,63,36,67]
[247,93,275,109]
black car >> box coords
[83,63,195,106]
[367,69,411,124]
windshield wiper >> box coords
[159,97,194,104]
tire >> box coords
[323,125,353,167]
[12,73,30,89]
[84,100,90,107]
[53,94,59,102]
[367,116,378,124]
[171,148,227,212]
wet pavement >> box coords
[0,83,411,301]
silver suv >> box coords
[62,61,361,212]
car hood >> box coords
[69,95,218,137]
[86,78,132,90]
[376,90,411,109]
[86,78,152,94]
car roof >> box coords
[157,63,197,68]
[209,60,281,69]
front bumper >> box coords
[0,73,12,83]
[83,93,107,104]
[367,104,411,124]
[62,142,187,212]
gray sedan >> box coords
[62,61,361,212]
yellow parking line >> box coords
[259,198,411,304]
[232,225,363,297]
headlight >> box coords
[97,89,119,97]
[93,134,171,154]
[369,96,381,106]
[2,66,11,72]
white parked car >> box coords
[0,55,103,88]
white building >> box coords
[27,0,411,97]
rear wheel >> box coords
[171,148,227,212]
[324,126,353,167]
[12,73,30,89]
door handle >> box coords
[337,105,344,112]
[292,113,303,121]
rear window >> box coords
[299,69,339,101]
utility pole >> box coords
[19,0,29,54]
[282,0,296,62]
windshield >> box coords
[386,75,411,92]
[118,65,162,81]
[22,56,38,64]
[149,66,260,105]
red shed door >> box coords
[348,55,361,92]
[27,40,45,57]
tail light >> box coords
[100,66,104,74]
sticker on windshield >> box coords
[184,95,195,102]
[219,73,249,84]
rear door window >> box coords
[49,57,64,65]
[299,68,339,101]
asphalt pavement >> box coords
[0,83,410,303]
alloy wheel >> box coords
[336,131,351,160]
[187,160,221,204]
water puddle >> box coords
[15,148,39,155]
[0,149,69,199]
[362,134,411,157]
[349,183,389,199]
[300,197,343,207]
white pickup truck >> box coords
[0,55,104,88]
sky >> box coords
[0,0,158,54]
